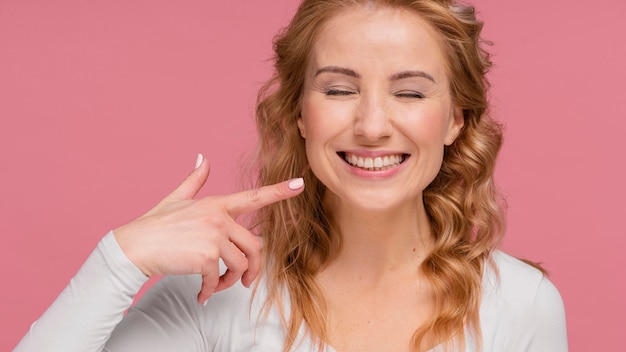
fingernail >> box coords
[288,177,304,190]
[202,298,209,306]
[195,153,203,169]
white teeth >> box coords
[343,153,405,170]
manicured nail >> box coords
[195,153,203,169]
[288,177,304,190]
[202,299,209,306]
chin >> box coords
[327,190,419,214]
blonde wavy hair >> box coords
[251,0,504,350]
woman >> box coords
[15,0,567,351]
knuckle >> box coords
[246,188,262,204]
[220,273,237,288]
[233,255,249,273]
[198,247,220,265]
[202,212,227,231]
[225,252,248,275]
[273,184,285,198]
[249,236,262,253]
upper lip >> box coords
[338,150,409,158]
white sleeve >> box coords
[103,274,214,351]
[14,232,149,352]
[519,276,569,351]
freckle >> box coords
[412,248,416,252]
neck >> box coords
[324,194,433,277]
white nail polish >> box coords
[195,153,203,169]
[202,299,209,306]
[288,178,304,190]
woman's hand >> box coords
[113,154,304,305]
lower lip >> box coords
[342,156,407,179]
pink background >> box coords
[1,0,624,350]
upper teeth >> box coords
[344,153,404,170]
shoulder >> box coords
[485,251,549,302]
[483,250,564,315]
[478,251,568,351]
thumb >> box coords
[164,153,210,202]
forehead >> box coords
[308,5,448,81]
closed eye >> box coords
[395,91,424,99]
[324,88,356,96]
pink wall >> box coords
[1,0,624,350]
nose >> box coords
[353,94,392,142]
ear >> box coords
[297,116,306,138]
[444,106,464,146]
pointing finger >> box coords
[224,178,304,217]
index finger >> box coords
[224,178,304,217]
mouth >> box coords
[339,152,409,171]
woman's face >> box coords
[298,5,463,212]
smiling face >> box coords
[298,5,464,213]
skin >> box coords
[298,5,464,351]
[113,4,463,351]
[113,155,304,305]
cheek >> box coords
[300,97,349,142]
[401,108,453,147]
[299,97,320,137]
[300,99,327,163]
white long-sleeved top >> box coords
[14,232,568,351]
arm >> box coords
[14,232,148,352]
[14,154,304,351]
[105,274,211,351]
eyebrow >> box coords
[314,66,435,83]
[389,70,435,83]
[314,66,361,78]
